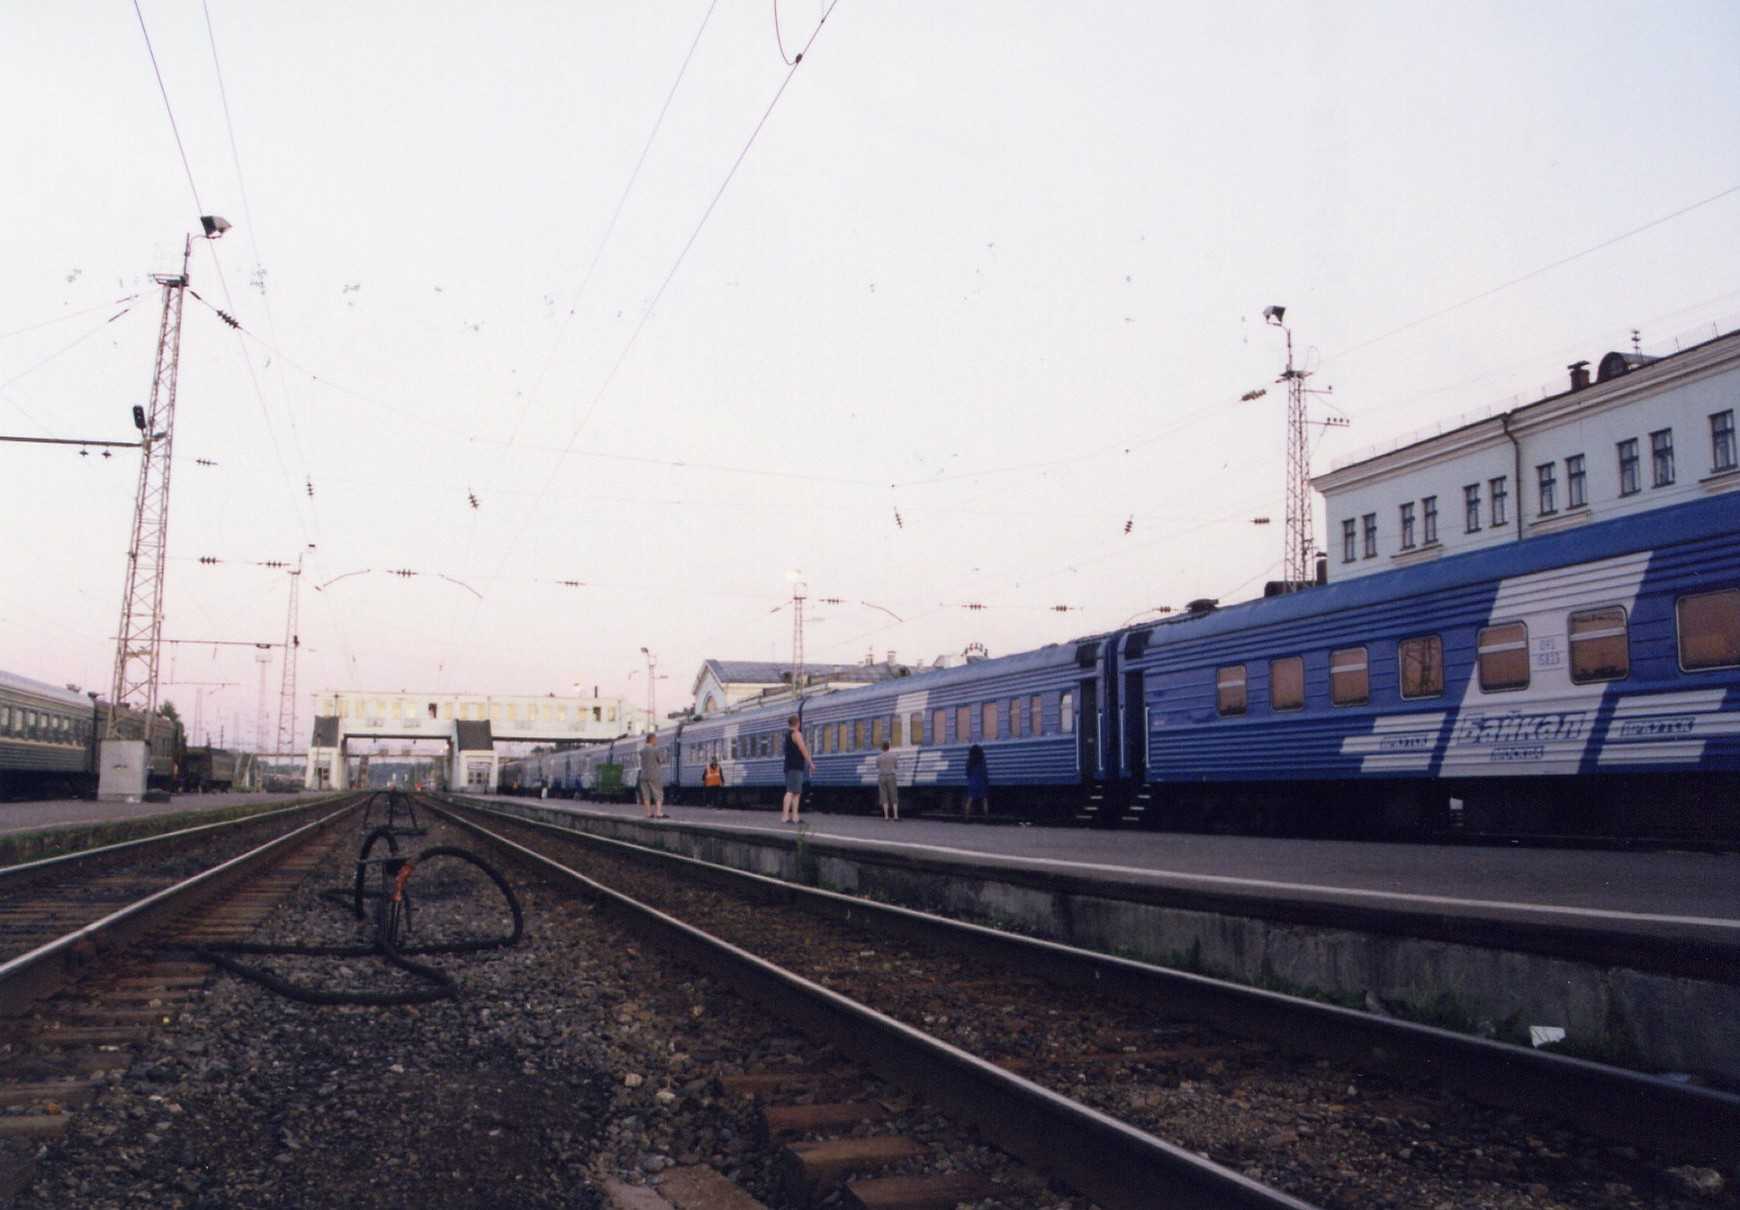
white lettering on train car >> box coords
[1340,713,1446,772]
[1440,551,1650,778]
[1599,688,1740,765]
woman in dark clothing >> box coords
[964,743,989,817]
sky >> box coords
[3,1,1739,751]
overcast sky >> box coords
[4,2,1738,749]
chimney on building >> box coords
[1568,360,1591,392]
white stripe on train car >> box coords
[1599,687,1740,765]
[1439,551,1650,779]
[1340,712,1446,773]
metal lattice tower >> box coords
[107,239,191,740]
[274,557,303,754]
[1279,324,1313,588]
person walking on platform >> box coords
[964,742,989,818]
[876,740,899,820]
[639,733,668,819]
[703,758,724,807]
[781,714,814,823]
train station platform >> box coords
[452,793,1740,1080]
[0,790,336,837]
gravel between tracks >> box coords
[12,819,1066,1209]
[468,811,1737,1210]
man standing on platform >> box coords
[639,733,668,819]
[876,740,899,820]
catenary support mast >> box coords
[107,238,192,741]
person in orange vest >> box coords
[702,758,724,807]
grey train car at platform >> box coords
[0,670,184,800]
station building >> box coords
[1313,327,1740,582]
[691,658,912,715]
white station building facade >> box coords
[305,690,646,791]
[1314,328,1740,579]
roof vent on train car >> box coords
[1074,641,1100,668]
[1184,598,1219,615]
[1123,629,1153,659]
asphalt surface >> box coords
[0,790,336,836]
[494,794,1740,939]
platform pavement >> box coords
[476,793,1740,940]
[0,790,338,836]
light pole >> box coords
[637,647,658,729]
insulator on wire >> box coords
[197,556,220,565]
[305,477,315,498]
[893,506,903,529]
[467,490,480,510]
[1124,515,1134,535]
[195,457,217,467]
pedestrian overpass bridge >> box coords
[305,689,649,791]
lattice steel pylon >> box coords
[790,580,807,688]
[273,556,303,754]
[254,648,273,754]
[107,238,192,741]
[1263,306,1338,591]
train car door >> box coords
[1078,678,1099,776]
[1123,670,1145,783]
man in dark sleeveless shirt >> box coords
[781,714,814,823]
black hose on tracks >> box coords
[174,822,524,1007]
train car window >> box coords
[1032,694,1044,735]
[911,712,924,744]
[1477,622,1530,692]
[1330,647,1370,705]
[933,708,947,745]
[821,725,833,753]
[1010,696,1026,737]
[1399,635,1444,698]
[891,715,903,747]
[872,717,887,748]
[0,705,9,735]
[956,705,972,742]
[1060,692,1074,733]
[856,720,869,751]
[1269,658,1304,711]
[1569,607,1629,682]
[982,702,999,739]
[1216,666,1247,716]
[1678,589,1740,670]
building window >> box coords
[1399,502,1415,550]
[1476,621,1530,692]
[1216,665,1247,716]
[1422,496,1437,545]
[1617,438,1639,495]
[1569,606,1629,683]
[1536,463,1557,516]
[1269,657,1304,711]
[1060,692,1074,734]
[1490,476,1508,526]
[1330,647,1369,705]
[1464,484,1480,533]
[1712,411,1736,473]
[1651,429,1675,487]
[1678,589,1740,671]
[1566,454,1586,509]
[1362,513,1377,558]
[1342,518,1357,563]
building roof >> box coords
[1316,325,1739,490]
[692,658,910,697]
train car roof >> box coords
[0,669,96,710]
[1139,490,1739,649]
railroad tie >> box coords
[655,1164,768,1209]
[758,1100,892,1146]
[779,1137,926,1208]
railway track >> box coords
[435,795,1739,1210]
[0,794,365,1196]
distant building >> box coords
[691,658,913,715]
[1313,328,1740,582]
